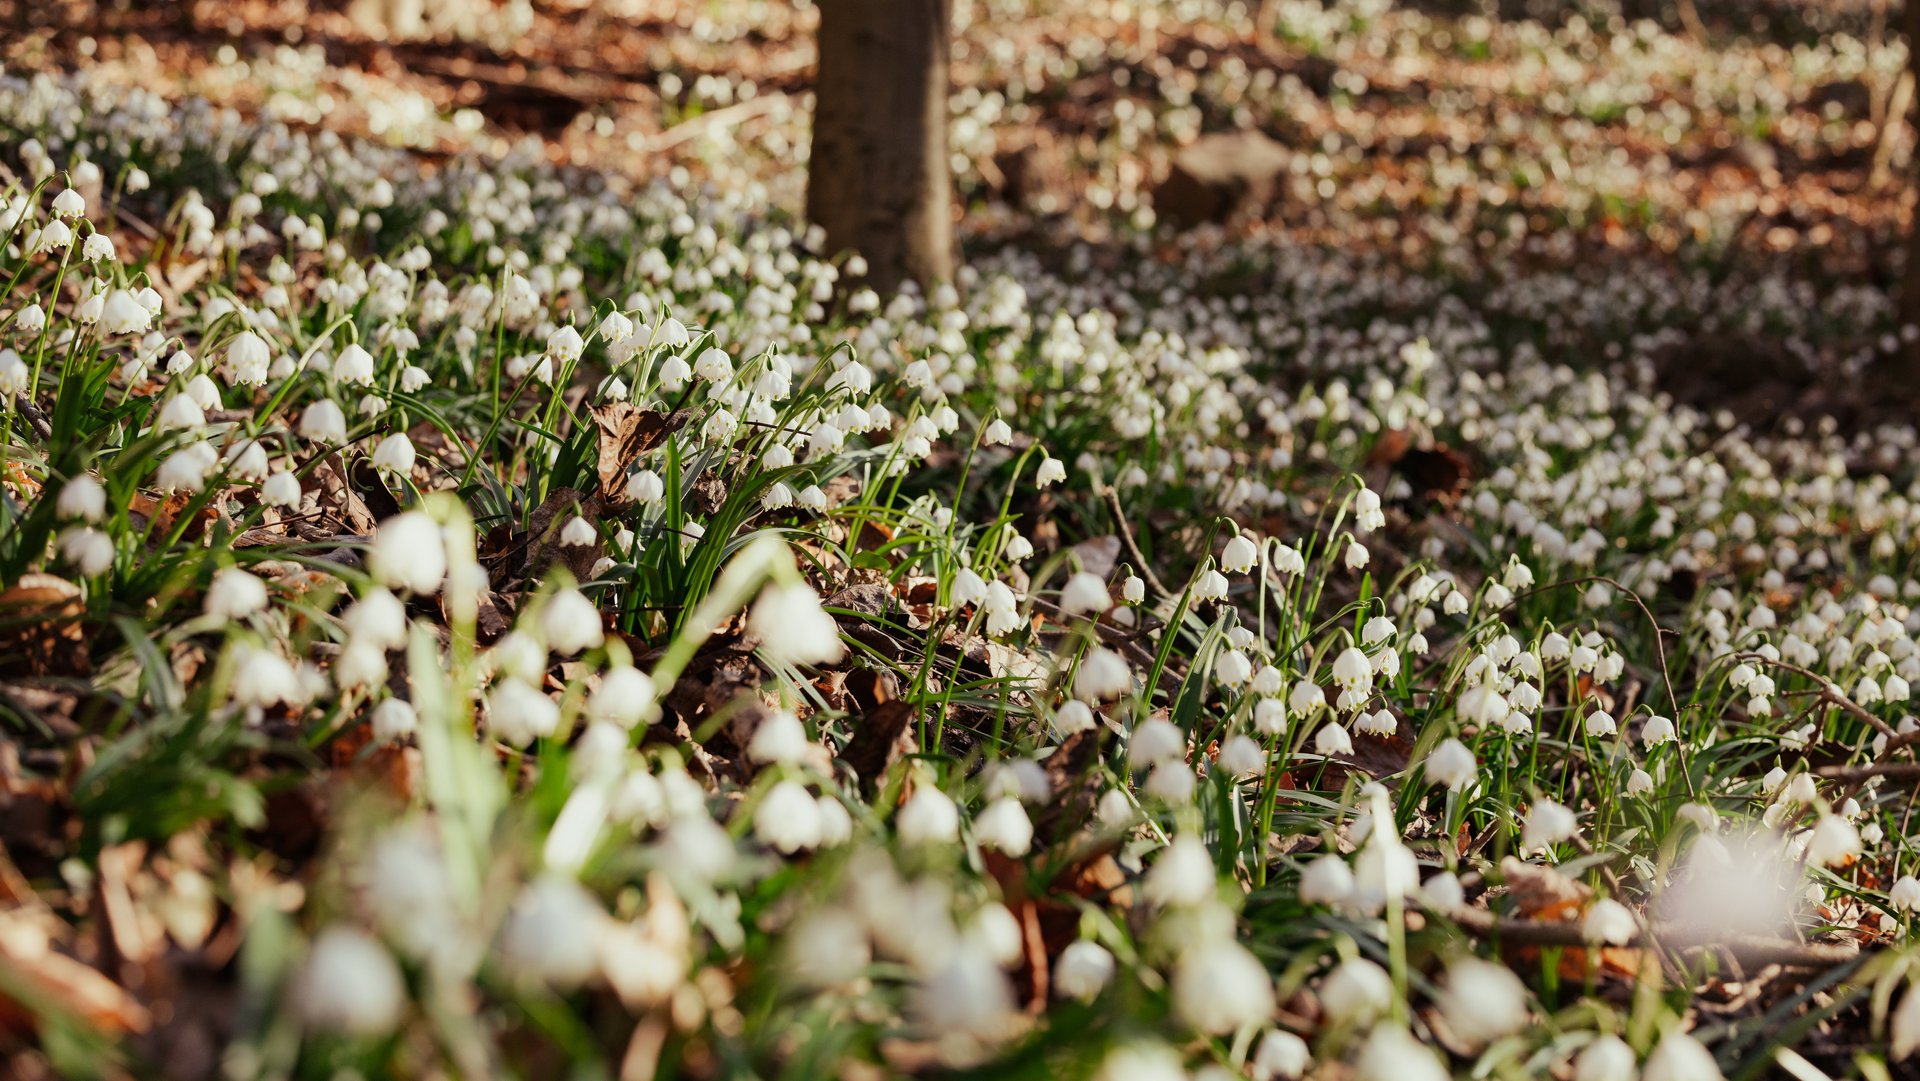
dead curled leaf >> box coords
[591,402,688,504]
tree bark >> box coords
[1903,0,1920,378]
[807,0,955,294]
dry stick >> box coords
[1737,652,1900,741]
[1100,484,1174,602]
[637,94,792,155]
[1442,904,1861,971]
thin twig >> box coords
[1099,484,1174,602]
[1441,905,1862,971]
[1737,653,1897,740]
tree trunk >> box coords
[1903,0,1920,380]
[807,0,955,294]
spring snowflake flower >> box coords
[1890,876,1920,912]
[754,780,823,854]
[1313,723,1353,756]
[498,877,606,989]
[1424,738,1476,790]
[1074,648,1131,701]
[486,678,561,748]
[1344,539,1370,571]
[1626,768,1654,796]
[205,567,268,618]
[372,432,415,474]
[1053,941,1115,1001]
[1321,957,1392,1025]
[100,289,149,335]
[1216,648,1253,685]
[1641,714,1676,745]
[58,527,114,576]
[972,798,1034,857]
[370,698,417,743]
[1523,799,1578,850]
[747,710,809,766]
[1121,574,1146,603]
[588,666,658,729]
[1440,957,1529,1047]
[1642,1030,1722,1081]
[1060,572,1110,617]
[51,188,85,219]
[1193,568,1230,600]
[1573,1036,1638,1081]
[1217,735,1265,778]
[540,587,604,656]
[56,475,105,520]
[897,785,961,846]
[1582,898,1637,945]
[1220,534,1259,574]
[334,342,376,385]
[1174,938,1274,1035]
[295,926,405,1036]
[1143,835,1215,908]
[157,392,207,431]
[749,581,845,666]
[1806,814,1861,867]
[1585,709,1617,737]
[33,219,72,254]
[81,232,115,264]
[369,512,446,594]
[1129,717,1185,766]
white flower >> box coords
[225,331,271,383]
[1642,1030,1723,1081]
[1252,1030,1310,1081]
[295,926,405,1036]
[1424,738,1476,790]
[257,467,300,507]
[1320,957,1392,1025]
[748,581,845,666]
[1420,871,1465,911]
[897,786,961,846]
[1121,575,1146,603]
[156,392,206,431]
[1313,723,1353,756]
[51,188,85,218]
[1331,646,1372,693]
[982,418,1013,445]
[56,475,105,520]
[1060,572,1110,617]
[547,325,584,364]
[58,527,114,576]
[1575,1035,1638,1081]
[1143,835,1215,907]
[1344,539,1369,571]
[370,698,418,743]
[498,877,607,988]
[753,780,823,854]
[540,587,604,655]
[1074,648,1132,701]
[1221,533,1259,574]
[1585,709,1617,737]
[100,289,149,335]
[1890,876,1920,912]
[205,567,268,618]
[486,678,560,747]
[1626,768,1654,796]
[589,666,658,728]
[1173,938,1274,1034]
[1641,714,1677,744]
[370,512,446,593]
[1582,898,1637,945]
[747,710,809,766]
[626,468,665,504]
[372,432,415,474]
[1356,1024,1447,1081]
[1894,983,1920,1061]
[1216,648,1253,686]
[1298,855,1355,907]
[1217,734,1265,778]
[972,797,1034,856]
[1523,799,1578,850]
[1806,814,1861,867]
[1035,457,1066,487]
[1054,940,1115,1001]
[300,399,348,443]
[1439,957,1529,1047]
